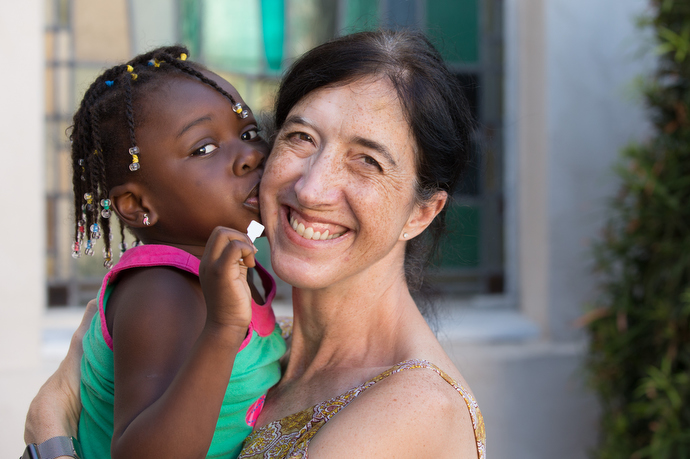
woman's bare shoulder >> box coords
[307,361,480,459]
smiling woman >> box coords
[239,30,484,458]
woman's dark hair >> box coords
[274,30,474,296]
[70,45,244,267]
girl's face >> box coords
[133,72,268,250]
[260,78,422,290]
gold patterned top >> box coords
[238,359,486,459]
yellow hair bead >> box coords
[180,53,188,61]
[131,73,138,80]
[127,65,134,73]
[131,155,139,163]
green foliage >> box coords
[586,1,690,458]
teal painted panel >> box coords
[427,0,479,64]
[437,203,480,268]
[202,0,263,72]
[261,0,284,71]
[344,0,379,32]
[179,0,201,57]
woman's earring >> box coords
[403,232,409,239]
[142,213,151,226]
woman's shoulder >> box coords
[307,359,482,459]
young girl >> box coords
[70,45,286,458]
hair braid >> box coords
[122,74,137,149]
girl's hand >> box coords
[199,226,257,334]
[24,299,98,444]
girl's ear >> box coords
[109,183,157,228]
[400,191,448,240]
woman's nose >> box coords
[294,150,341,208]
[232,143,266,176]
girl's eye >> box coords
[241,129,260,141]
[192,143,218,156]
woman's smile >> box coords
[287,207,348,241]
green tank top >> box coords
[78,245,285,458]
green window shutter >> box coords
[344,0,379,32]
[261,0,285,71]
[439,203,480,268]
[179,0,201,57]
[427,0,479,64]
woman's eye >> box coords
[192,143,218,156]
[363,155,382,170]
[298,133,314,143]
[241,129,260,141]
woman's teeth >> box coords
[290,214,342,240]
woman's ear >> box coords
[109,183,157,228]
[400,191,448,240]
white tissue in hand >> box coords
[247,220,264,243]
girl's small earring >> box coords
[403,232,409,239]
[143,213,151,226]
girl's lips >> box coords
[244,183,260,211]
[244,196,260,211]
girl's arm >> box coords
[109,227,257,459]
[24,300,97,446]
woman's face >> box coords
[260,78,424,290]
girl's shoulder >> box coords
[103,245,205,339]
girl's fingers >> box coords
[202,227,257,271]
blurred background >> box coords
[0,0,652,457]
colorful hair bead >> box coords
[233,103,249,119]
[126,65,138,80]
[129,146,140,171]
[84,192,94,211]
[90,223,101,240]
[100,199,112,219]
[180,53,188,61]
[105,80,114,87]
[85,240,94,256]
[103,248,113,269]
[71,241,81,259]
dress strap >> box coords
[239,359,486,459]
[385,360,486,459]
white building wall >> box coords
[448,1,652,458]
[0,0,45,454]
[545,0,652,341]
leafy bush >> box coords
[586,1,690,458]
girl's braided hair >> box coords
[70,45,246,267]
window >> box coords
[45,0,504,305]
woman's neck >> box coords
[283,271,427,380]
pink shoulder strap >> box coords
[97,245,200,350]
[96,244,277,351]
